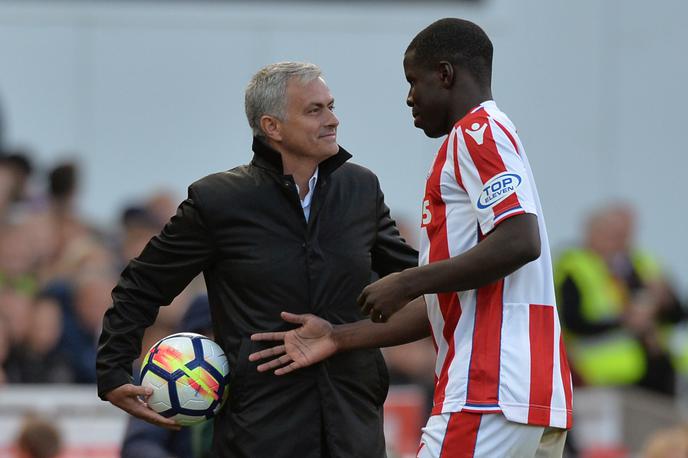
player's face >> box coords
[277,77,339,161]
[403,52,450,138]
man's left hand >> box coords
[358,271,416,323]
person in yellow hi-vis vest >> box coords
[555,203,686,396]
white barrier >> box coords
[0,384,427,458]
[0,385,127,458]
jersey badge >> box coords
[465,122,487,145]
[478,172,522,209]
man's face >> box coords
[276,77,339,161]
[403,52,450,138]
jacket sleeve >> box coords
[96,186,215,399]
[370,178,419,277]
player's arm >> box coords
[250,296,430,375]
[359,213,540,320]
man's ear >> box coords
[438,61,455,89]
[260,115,282,142]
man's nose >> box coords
[327,109,339,127]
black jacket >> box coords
[97,139,418,458]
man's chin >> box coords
[319,139,339,156]
[417,125,445,139]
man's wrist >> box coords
[400,267,423,299]
[331,324,345,353]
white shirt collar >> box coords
[295,167,319,221]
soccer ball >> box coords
[140,332,230,426]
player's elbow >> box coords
[519,236,541,264]
[493,213,541,269]
[509,217,541,266]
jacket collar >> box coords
[250,137,352,180]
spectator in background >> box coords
[118,205,161,268]
[0,159,14,219]
[642,424,688,458]
[144,189,179,229]
[0,312,11,383]
[35,234,117,384]
[27,160,95,284]
[0,151,34,222]
[60,270,117,383]
[555,202,687,396]
[0,150,33,204]
[0,222,38,297]
[46,161,90,255]
[4,295,74,383]
[14,413,62,458]
[0,283,32,354]
[121,294,214,458]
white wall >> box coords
[1,0,686,293]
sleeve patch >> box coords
[477,172,522,209]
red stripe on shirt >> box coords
[433,292,461,412]
[528,304,554,426]
[559,334,574,429]
[493,119,519,156]
[451,131,465,190]
[462,114,503,183]
[430,330,439,387]
[440,412,482,458]
[465,280,503,406]
[493,198,521,223]
[462,115,522,222]
[424,137,462,413]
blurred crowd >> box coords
[0,147,206,387]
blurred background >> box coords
[1,0,687,457]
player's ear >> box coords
[438,61,454,89]
[260,115,283,142]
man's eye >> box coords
[329,105,335,112]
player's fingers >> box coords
[248,345,286,362]
[256,354,292,373]
[280,311,310,324]
[251,331,287,342]
[126,384,153,398]
[274,361,303,376]
[136,408,182,431]
[359,297,374,316]
[357,289,368,310]
[121,397,180,430]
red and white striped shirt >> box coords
[419,100,573,429]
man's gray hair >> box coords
[245,62,322,138]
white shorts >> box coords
[417,412,567,458]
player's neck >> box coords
[448,89,493,132]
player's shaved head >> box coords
[406,18,493,87]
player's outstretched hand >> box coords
[105,384,181,431]
[358,271,415,323]
[249,312,336,375]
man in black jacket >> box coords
[96,61,418,457]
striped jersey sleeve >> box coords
[453,109,538,235]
